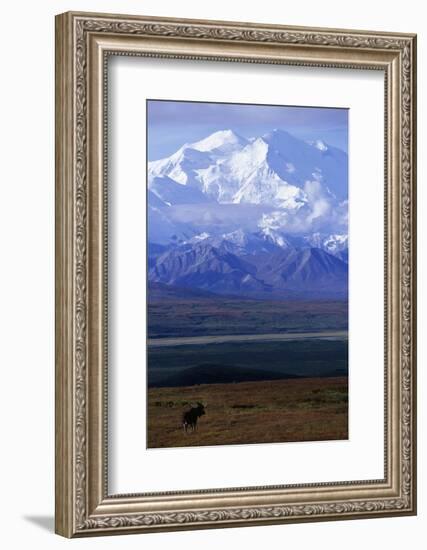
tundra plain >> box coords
[147,376,348,448]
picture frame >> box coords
[55,11,417,537]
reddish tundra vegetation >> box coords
[147,376,348,448]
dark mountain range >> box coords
[148,238,348,299]
[252,247,348,294]
[149,241,271,295]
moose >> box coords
[182,402,206,433]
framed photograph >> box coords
[55,11,417,537]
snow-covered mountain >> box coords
[185,228,292,255]
[149,128,347,206]
[147,128,348,297]
[147,127,348,245]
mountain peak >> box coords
[147,126,348,235]
[190,129,247,152]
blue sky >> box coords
[147,100,348,160]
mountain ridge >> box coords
[148,238,348,299]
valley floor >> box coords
[147,376,348,448]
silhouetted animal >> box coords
[182,403,206,433]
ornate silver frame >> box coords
[55,11,417,537]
